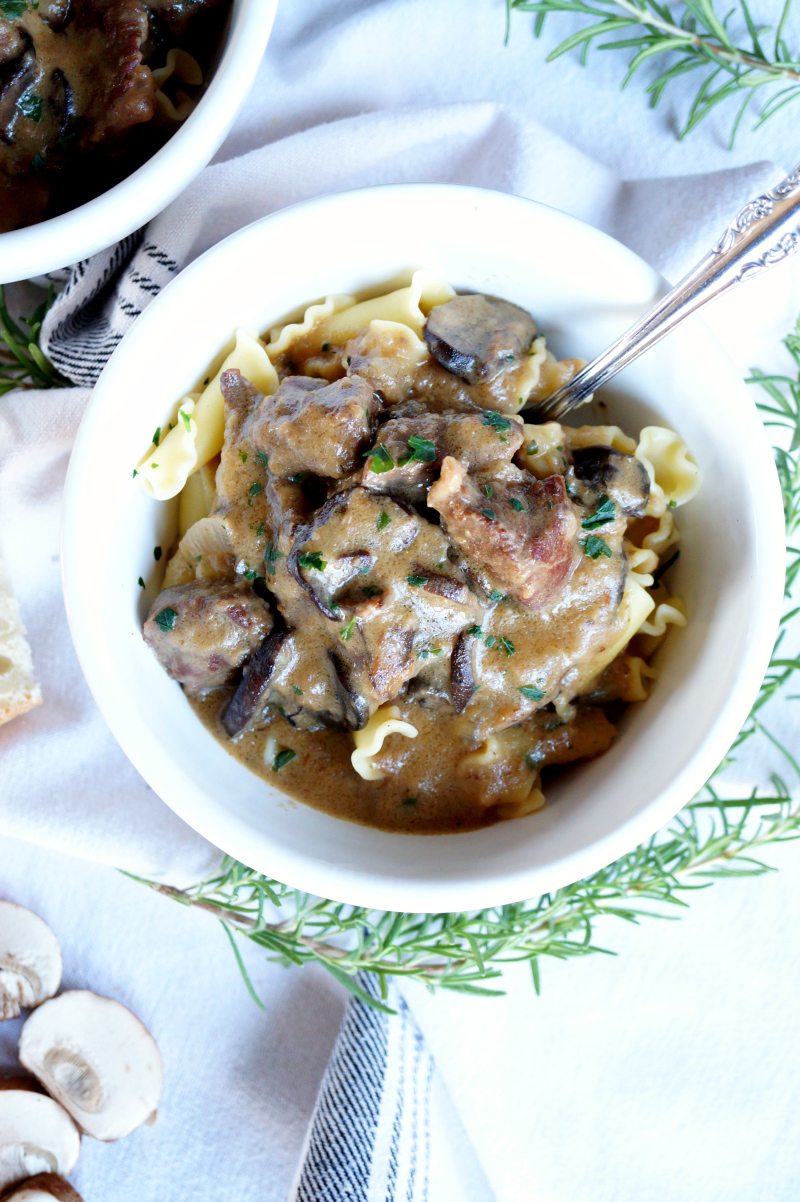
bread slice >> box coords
[0,552,42,726]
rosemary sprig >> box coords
[0,284,69,395]
[131,314,800,1011]
[507,0,800,146]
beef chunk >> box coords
[423,294,537,386]
[428,458,579,609]
[143,579,273,696]
[570,445,650,519]
[362,403,523,504]
[251,375,381,479]
[287,486,481,708]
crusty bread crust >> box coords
[0,553,42,727]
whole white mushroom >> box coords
[0,1089,80,1189]
[19,991,163,1142]
[0,1173,85,1201]
[0,904,62,1021]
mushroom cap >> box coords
[19,991,163,1142]
[0,1174,84,1201]
[0,903,62,1021]
[0,1092,80,1189]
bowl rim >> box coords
[0,0,278,286]
[61,183,786,910]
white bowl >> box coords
[0,0,277,286]
[62,185,785,911]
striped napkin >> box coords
[289,974,494,1202]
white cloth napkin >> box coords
[2,1,800,1195]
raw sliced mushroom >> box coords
[0,1173,85,1201]
[0,903,62,1021]
[0,1091,80,1189]
[19,991,163,1142]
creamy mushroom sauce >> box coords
[144,289,686,833]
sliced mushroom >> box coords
[0,1091,80,1189]
[0,1173,85,1201]
[423,294,537,385]
[0,903,62,1021]
[19,991,163,1142]
[570,445,650,518]
[450,632,474,714]
[222,628,291,736]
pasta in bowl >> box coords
[61,185,784,909]
[135,274,701,833]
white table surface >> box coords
[3,1,800,1198]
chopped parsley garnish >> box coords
[248,481,263,497]
[322,342,331,352]
[488,589,505,602]
[154,606,177,632]
[293,686,303,696]
[151,463,159,469]
[362,584,384,598]
[484,634,496,648]
[264,542,284,574]
[152,426,161,447]
[581,495,615,531]
[527,441,539,455]
[467,625,483,637]
[403,435,437,464]
[669,498,677,508]
[203,377,210,386]
[298,551,326,571]
[340,617,356,641]
[19,92,42,122]
[289,471,307,484]
[417,647,443,659]
[499,636,515,656]
[132,469,138,478]
[368,444,395,473]
[376,511,392,531]
[1,2,30,17]
[153,546,162,561]
[244,568,258,582]
[483,484,493,498]
[583,534,613,560]
[256,523,265,537]
[272,748,297,773]
[519,685,546,701]
[405,574,428,588]
[481,411,512,432]
[256,450,269,470]
[179,409,192,432]
[138,577,145,588]
[239,450,248,463]
[510,498,524,512]
[480,507,496,520]
[196,556,202,562]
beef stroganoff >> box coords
[136,273,701,833]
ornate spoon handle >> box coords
[536,164,800,421]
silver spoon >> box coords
[533,162,800,422]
